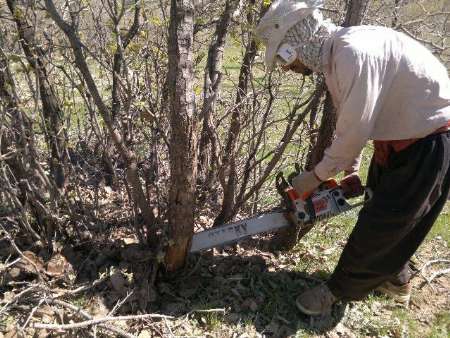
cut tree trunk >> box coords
[165,0,197,271]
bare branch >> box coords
[31,313,174,330]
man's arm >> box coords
[314,48,388,181]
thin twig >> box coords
[189,308,226,314]
[427,268,450,284]
[21,298,45,332]
[108,290,134,316]
[399,26,445,51]
[421,259,450,269]
[163,317,174,337]
[31,313,174,330]
[50,299,136,338]
[415,258,450,289]
[0,284,39,316]
[0,225,45,282]
[52,274,108,298]
[0,257,21,273]
[413,259,450,277]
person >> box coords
[255,0,450,315]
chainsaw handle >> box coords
[275,173,295,209]
[275,172,289,192]
[344,187,373,208]
[277,172,340,202]
[278,170,372,202]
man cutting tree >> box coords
[255,0,450,315]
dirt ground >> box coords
[1,217,448,338]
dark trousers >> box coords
[327,131,450,301]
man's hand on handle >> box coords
[339,173,364,198]
[291,171,322,197]
[291,168,364,200]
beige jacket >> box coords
[314,26,450,180]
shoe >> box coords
[375,281,411,304]
[296,284,337,316]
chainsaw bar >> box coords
[189,172,372,253]
[189,211,290,253]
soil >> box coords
[0,224,448,338]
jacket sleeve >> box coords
[315,49,387,180]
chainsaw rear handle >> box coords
[276,171,372,206]
[276,172,338,200]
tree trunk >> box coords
[306,90,336,170]
[270,87,327,250]
[106,0,141,188]
[0,46,27,180]
[198,0,239,183]
[343,0,369,27]
[391,0,401,28]
[7,0,67,189]
[214,0,258,226]
[165,0,197,271]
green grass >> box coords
[427,311,450,338]
[72,295,88,308]
[372,308,450,338]
[428,202,450,246]
[200,312,223,331]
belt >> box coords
[373,121,450,166]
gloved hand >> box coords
[339,173,364,198]
[291,170,322,197]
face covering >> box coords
[280,11,338,73]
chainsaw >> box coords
[189,172,372,253]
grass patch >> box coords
[427,311,450,338]
[428,202,450,246]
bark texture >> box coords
[198,0,239,182]
[7,0,67,188]
[165,0,197,271]
[214,0,258,226]
[343,0,369,27]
